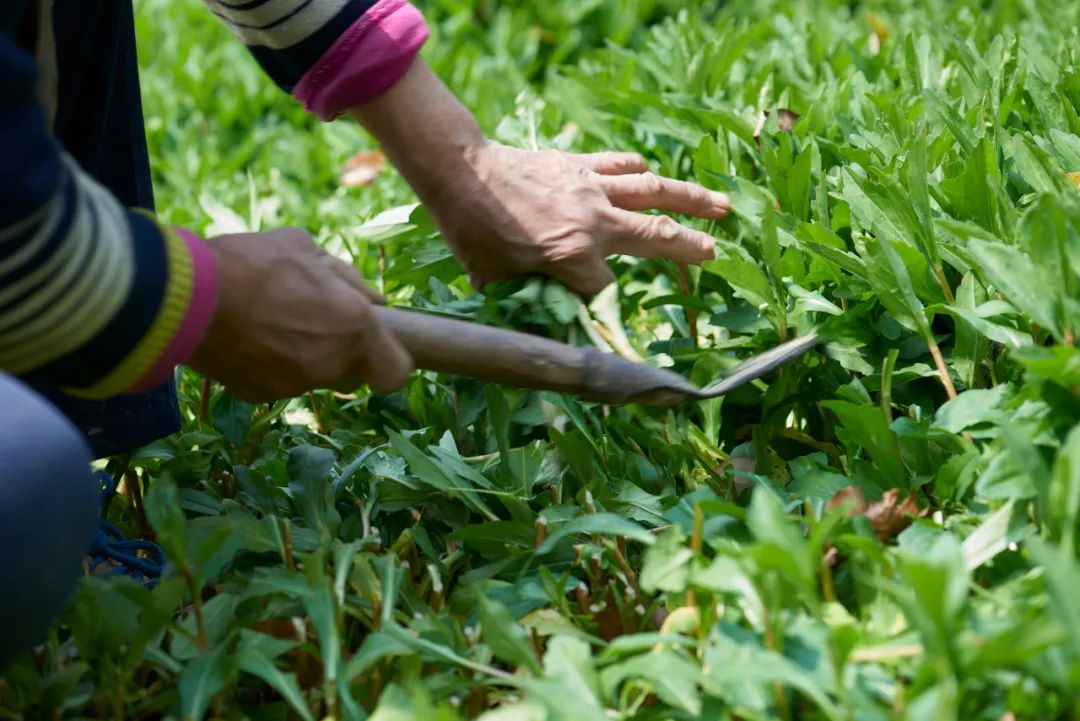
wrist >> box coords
[124,228,220,394]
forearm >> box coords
[346,58,486,206]
[0,32,218,399]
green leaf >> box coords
[476,702,548,721]
[178,644,229,721]
[747,490,812,595]
[702,239,775,308]
[600,651,703,714]
[287,445,341,537]
[968,238,1060,339]
[857,231,931,339]
[303,578,340,684]
[533,636,604,713]
[1028,538,1080,656]
[961,500,1020,571]
[542,281,581,325]
[211,392,253,447]
[843,166,931,266]
[145,476,187,564]
[1049,424,1080,553]
[234,649,315,721]
[905,125,938,265]
[387,429,500,521]
[536,513,655,555]
[479,596,542,674]
[932,387,1012,436]
[702,629,842,720]
[344,630,415,682]
[820,400,907,487]
[640,525,693,594]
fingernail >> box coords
[712,191,731,212]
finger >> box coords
[344,299,414,394]
[599,172,731,219]
[602,209,717,264]
[571,151,649,175]
[542,252,617,299]
[321,254,386,304]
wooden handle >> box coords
[371,306,696,405]
[373,306,592,395]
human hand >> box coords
[429,141,730,297]
[349,59,728,298]
[187,228,413,402]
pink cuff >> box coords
[292,0,430,122]
[127,229,220,393]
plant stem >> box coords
[761,602,791,721]
[184,567,209,653]
[677,263,699,346]
[279,517,296,572]
[927,336,958,399]
[533,516,548,549]
[820,552,837,603]
[199,377,212,423]
[575,583,591,614]
[307,391,327,434]
[881,349,899,423]
[687,502,704,609]
[608,537,642,599]
[933,263,955,304]
[125,468,152,539]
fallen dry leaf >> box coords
[753,108,801,140]
[339,149,385,188]
[827,486,923,542]
[826,485,869,515]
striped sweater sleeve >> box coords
[202,0,430,121]
[0,32,219,400]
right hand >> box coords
[187,228,413,402]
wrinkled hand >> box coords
[427,142,730,297]
[348,60,729,299]
[188,228,413,402]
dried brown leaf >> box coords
[339,149,385,188]
[826,486,869,515]
[827,486,922,542]
[753,108,801,140]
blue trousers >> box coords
[1,0,180,666]
[0,374,100,667]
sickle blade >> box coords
[695,332,821,399]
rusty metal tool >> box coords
[373,306,820,407]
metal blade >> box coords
[693,331,821,399]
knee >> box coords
[0,374,98,668]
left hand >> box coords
[425,141,730,297]
[350,59,729,298]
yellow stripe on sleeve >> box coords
[63,217,195,400]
